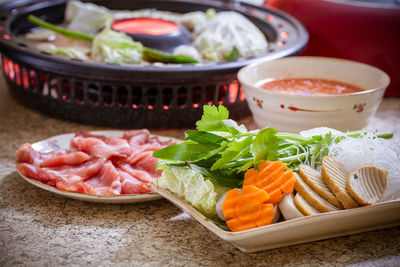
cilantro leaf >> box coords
[252,128,279,166]
[196,105,229,132]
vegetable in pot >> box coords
[194,12,268,61]
[91,27,143,64]
[27,15,198,64]
[65,0,112,34]
[47,46,90,61]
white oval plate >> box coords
[153,185,400,253]
[16,130,178,203]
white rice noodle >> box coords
[300,127,342,169]
[328,133,400,202]
[311,146,327,171]
[299,127,343,138]
[296,143,308,166]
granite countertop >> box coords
[1,72,400,266]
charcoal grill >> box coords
[0,0,308,128]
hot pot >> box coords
[0,0,308,128]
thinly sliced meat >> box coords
[119,170,153,194]
[49,157,107,179]
[16,144,91,167]
[126,151,159,177]
[71,136,131,159]
[21,157,106,183]
[127,149,152,165]
[16,143,67,166]
[40,151,91,167]
[122,129,150,148]
[136,157,160,177]
[17,163,97,194]
[17,129,169,196]
[150,135,176,146]
[117,161,153,183]
[84,161,122,195]
[105,136,132,155]
[70,137,103,152]
[56,175,96,194]
[74,131,106,141]
[123,129,175,149]
[91,138,131,159]
[17,163,56,186]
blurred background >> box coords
[220,0,400,96]
[262,0,400,96]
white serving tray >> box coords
[154,185,400,253]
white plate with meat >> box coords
[16,130,177,203]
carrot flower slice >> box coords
[222,185,274,232]
[243,161,297,203]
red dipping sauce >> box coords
[259,78,364,96]
[112,18,180,36]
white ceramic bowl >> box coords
[238,56,390,132]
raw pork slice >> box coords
[17,157,108,194]
[16,143,67,166]
[56,175,96,194]
[17,158,106,186]
[17,162,95,194]
[119,170,153,194]
[17,162,56,186]
[70,136,131,159]
[84,161,122,195]
[127,151,160,177]
[122,129,151,147]
[16,143,91,167]
[117,161,153,184]
[74,130,106,141]
[40,152,91,167]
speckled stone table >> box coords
[1,72,400,267]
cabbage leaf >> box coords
[194,11,268,62]
[65,0,112,34]
[157,166,228,217]
[91,28,143,64]
[47,47,89,60]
